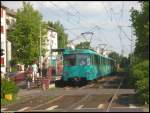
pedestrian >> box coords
[41,62,49,90]
[32,61,38,83]
[25,65,33,89]
[42,63,47,77]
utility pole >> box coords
[130,26,133,65]
[39,24,42,76]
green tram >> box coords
[56,48,116,86]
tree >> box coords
[75,41,91,49]
[108,52,129,70]
[129,1,149,104]
[108,52,121,64]
[8,2,47,66]
[130,1,149,59]
[47,21,68,49]
[119,57,129,69]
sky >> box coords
[2,1,141,57]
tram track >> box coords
[105,73,126,112]
[2,73,143,112]
[28,73,127,112]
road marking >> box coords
[49,84,55,89]
[112,106,143,109]
[31,95,64,110]
[129,104,137,108]
[75,105,84,110]
[18,107,30,111]
[1,108,7,111]
[97,104,105,109]
[46,105,58,111]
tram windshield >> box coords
[64,54,76,66]
[64,54,91,66]
[77,54,91,66]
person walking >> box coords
[32,61,38,83]
[25,65,33,89]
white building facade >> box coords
[1,5,16,73]
[42,27,58,67]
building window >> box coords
[1,8,3,17]
[1,26,4,33]
[1,57,4,67]
[6,19,10,25]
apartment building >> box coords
[1,5,16,73]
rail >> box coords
[105,73,126,112]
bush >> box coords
[10,59,17,67]
[129,60,149,104]
[1,78,19,99]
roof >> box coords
[47,27,56,32]
[6,8,16,17]
[1,4,7,9]
[1,4,16,17]
[63,49,113,60]
[63,49,97,55]
[63,48,114,61]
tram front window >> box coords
[64,54,76,66]
[77,54,91,66]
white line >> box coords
[112,106,143,109]
[1,108,7,111]
[49,84,55,88]
[46,105,58,111]
[75,105,84,110]
[129,104,137,108]
[31,95,64,110]
[97,104,105,109]
[18,107,30,111]
[81,108,103,109]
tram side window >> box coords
[99,56,101,65]
[103,58,105,65]
[95,55,99,65]
[101,57,103,65]
[92,55,96,65]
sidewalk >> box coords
[17,89,44,97]
[17,83,56,98]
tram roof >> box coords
[63,48,114,61]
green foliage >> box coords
[9,59,17,67]
[108,52,121,64]
[108,52,129,69]
[120,57,129,69]
[8,1,47,66]
[129,1,149,104]
[47,21,68,49]
[1,78,19,99]
[75,41,91,49]
[130,1,149,59]
[130,60,149,104]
